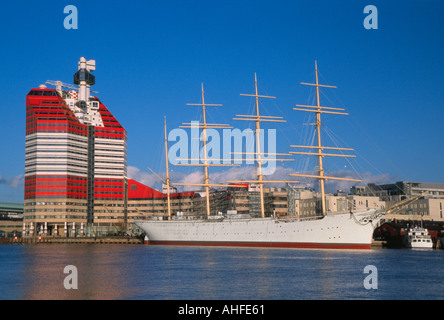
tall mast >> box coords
[290,61,361,215]
[200,84,211,216]
[146,118,172,219]
[164,116,171,218]
[228,73,296,218]
[173,83,241,216]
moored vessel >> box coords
[136,209,382,249]
[135,63,386,249]
[403,227,433,249]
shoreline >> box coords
[0,236,143,245]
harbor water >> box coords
[0,244,443,300]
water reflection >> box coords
[20,244,137,299]
[1,244,443,300]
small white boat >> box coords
[403,227,433,249]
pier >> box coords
[3,236,143,245]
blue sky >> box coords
[1,0,443,203]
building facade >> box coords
[351,181,444,201]
[127,179,196,219]
[0,202,23,238]
[350,181,444,222]
[126,183,291,222]
[24,58,127,236]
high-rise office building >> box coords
[24,58,127,236]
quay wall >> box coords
[2,236,143,245]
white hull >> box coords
[135,209,383,249]
[406,242,433,249]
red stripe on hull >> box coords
[145,241,372,250]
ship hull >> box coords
[135,209,383,250]
[142,240,371,249]
[405,242,433,249]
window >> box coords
[27,90,60,97]
[440,202,442,219]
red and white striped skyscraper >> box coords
[24,58,127,236]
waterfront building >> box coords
[126,182,292,222]
[127,179,196,220]
[382,198,444,222]
[0,202,23,217]
[24,58,127,236]
[351,181,444,222]
[0,202,23,237]
[290,190,385,219]
[351,181,444,201]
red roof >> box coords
[127,179,195,199]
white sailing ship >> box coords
[135,63,386,249]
